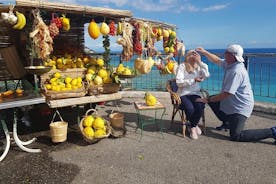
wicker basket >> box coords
[49,110,68,143]
[79,109,111,143]
[102,83,121,94]
[42,84,86,100]
[40,68,87,99]
[87,83,103,95]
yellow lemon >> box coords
[45,84,52,90]
[83,115,94,127]
[50,77,58,84]
[93,117,105,130]
[96,58,104,67]
[86,73,93,81]
[167,62,175,72]
[65,77,72,84]
[93,76,103,85]
[123,68,132,75]
[71,79,78,86]
[83,127,94,138]
[103,77,113,84]
[94,129,106,138]
[87,68,96,74]
[77,77,82,83]
[98,69,108,79]
[164,47,170,53]
[54,72,61,79]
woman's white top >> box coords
[175,62,210,96]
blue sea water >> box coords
[109,48,276,104]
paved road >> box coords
[0,92,275,184]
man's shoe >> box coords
[216,122,229,131]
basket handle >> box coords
[85,108,98,116]
[110,105,121,115]
[51,109,64,123]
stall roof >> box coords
[129,17,177,30]
[8,0,133,19]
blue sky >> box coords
[2,0,276,51]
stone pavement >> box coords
[0,91,275,184]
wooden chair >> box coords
[166,79,209,137]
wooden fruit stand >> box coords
[0,0,133,161]
[0,0,180,161]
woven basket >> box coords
[42,84,86,100]
[79,109,111,143]
[87,83,103,95]
[40,68,87,99]
[102,83,121,94]
[49,110,68,143]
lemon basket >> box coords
[49,110,68,143]
[79,109,111,144]
[40,68,87,99]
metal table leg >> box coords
[13,110,41,153]
[0,120,10,162]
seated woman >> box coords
[175,50,210,139]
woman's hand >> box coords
[195,77,204,82]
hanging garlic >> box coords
[7,14,17,25]
[1,12,9,21]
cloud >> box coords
[202,4,229,12]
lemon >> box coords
[123,68,132,75]
[96,58,104,67]
[56,58,63,64]
[83,57,89,64]
[145,92,157,106]
[83,127,94,138]
[66,83,72,89]
[93,117,105,129]
[103,77,113,84]
[94,129,106,138]
[164,47,170,53]
[167,62,175,72]
[169,47,175,53]
[87,68,96,74]
[45,84,52,90]
[86,73,93,81]
[77,77,82,83]
[50,77,58,84]
[77,82,83,88]
[71,79,78,86]
[93,76,103,85]
[54,72,61,79]
[65,77,72,84]
[83,115,94,127]
[98,69,108,79]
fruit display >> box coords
[43,72,83,92]
[80,109,111,143]
[116,63,135,76]
[145,92,157,106]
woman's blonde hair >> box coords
[184,50,199,73]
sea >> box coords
[109,48,276,104]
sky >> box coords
[2,0,276,51]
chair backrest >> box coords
[166,79,178,93]
[166,79,181,105]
